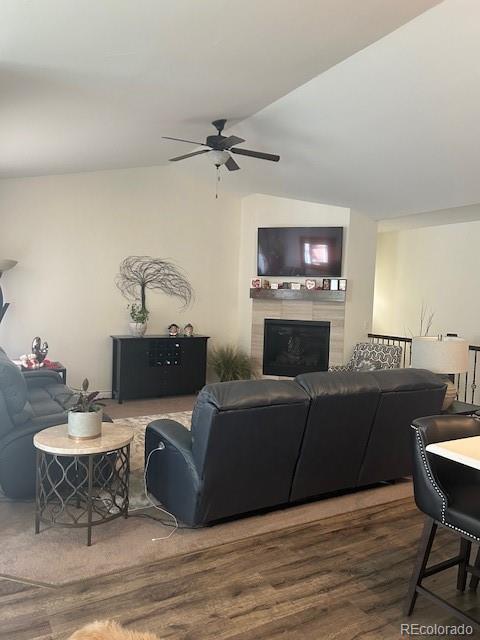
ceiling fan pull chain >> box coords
[215,164,221,199]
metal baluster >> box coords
[472,350,478,404]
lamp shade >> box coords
[0,259,17,274]
[411,336,469,374]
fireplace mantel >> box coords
[250,288,345,303]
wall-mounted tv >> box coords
[257,227,343,277]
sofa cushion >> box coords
[27,385,73,418]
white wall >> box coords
[373,219,480,344]
[343,210,378,350]
[0,165,241,392]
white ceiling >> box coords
[222,0,480,218]
[0,0,439,201]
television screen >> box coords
[257,227,343,277]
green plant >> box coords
[209,345,256,382]
[70,378,104,413]
[129,303,149,323]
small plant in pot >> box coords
[128,303,149,337]
[68,379,105,440]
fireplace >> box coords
[263,319,330,377]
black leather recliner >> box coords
[146,368,446,527]
[146,379,311,526]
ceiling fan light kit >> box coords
[163,119,280,173]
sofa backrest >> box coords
[292,371,381,501]
[0,347,31,439]
[356,368,446,485]
[191,378,310,523]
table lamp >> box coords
[411,336,469,409]
[0,259,18,324]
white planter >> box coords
[129,322,147,337]
[68,409,103,440]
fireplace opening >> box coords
[263,319,330,377]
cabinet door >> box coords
[177,339,207,392]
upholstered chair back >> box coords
[350,342,402,371]
[411,415,480,523]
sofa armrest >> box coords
[145,419,201,526]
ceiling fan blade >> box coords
[220,135,245,150]
[225,156,240,171]
[163,136,208,146]
[169,149,211,162]
[230,147,280,162]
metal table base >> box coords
[35,444,130,546]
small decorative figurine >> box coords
[305,279,316,290]
[168,323,179,337]
[19,353,42,369]
[31,336,49,363]
[184,323,194,337]
[251,278,262,289]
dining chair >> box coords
[406,414,480,628]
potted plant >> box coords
[68,378,105,440]
[209,345,256,382]
[128,303,149,337]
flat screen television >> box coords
[257,226,343,277]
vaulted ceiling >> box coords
[4,0,476,219]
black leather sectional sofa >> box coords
[145,368,446,526]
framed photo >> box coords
[322,279,330,290]
[330,279,339,291]
[270,282,279,290]
[305,279,316,290]
[251,278,262,289]
[291,282,301,290]
[339,279,347,291]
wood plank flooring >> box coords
[1,498,480,639]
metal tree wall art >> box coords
[116,256,194,311]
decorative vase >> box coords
[68,409,103,440]
[129,322,147,337]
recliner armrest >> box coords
[145,419,201,526]
[147,418,193,453]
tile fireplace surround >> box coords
[251,297,345,377]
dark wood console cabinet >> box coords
[111,335,209,403]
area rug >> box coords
[0,411,414,586]
[113,412,192,510]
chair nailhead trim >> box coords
[411,425,480,542]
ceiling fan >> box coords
[163,119,280,171]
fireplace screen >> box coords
[263,319,330,377]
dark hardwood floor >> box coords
[1,498,480,639]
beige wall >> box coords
[0,166,241,392]
[373,219,480,344]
